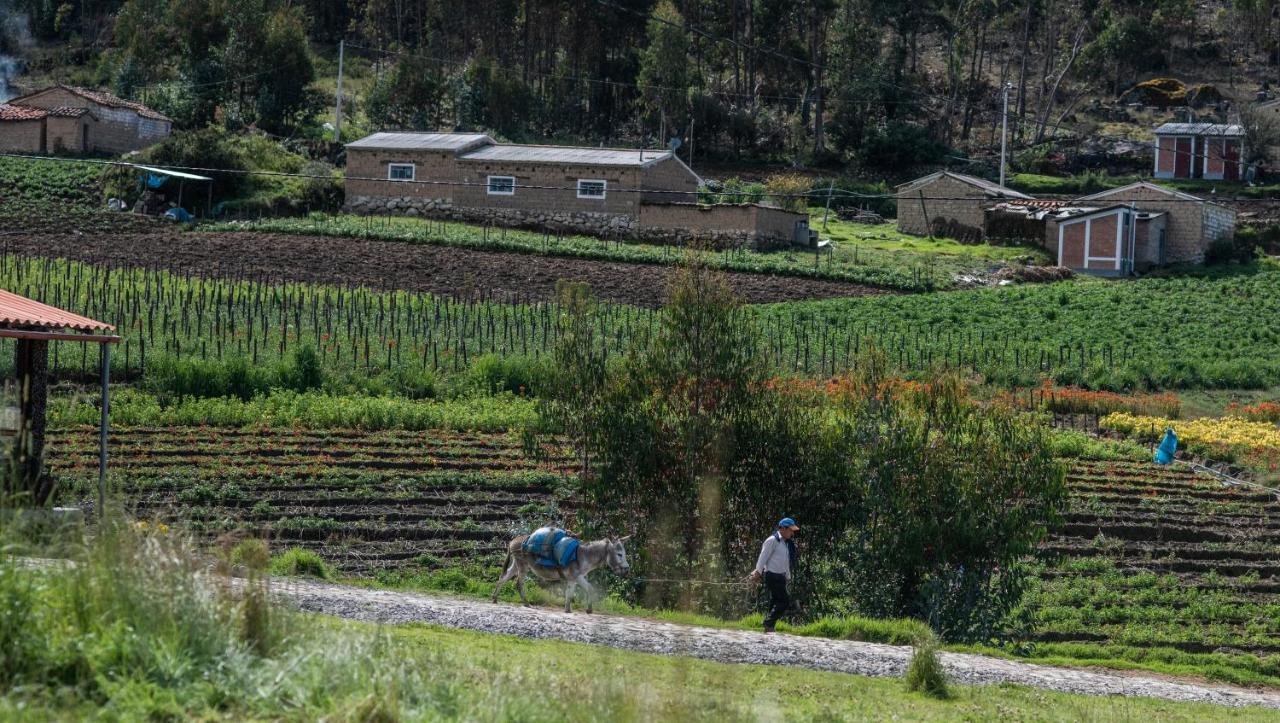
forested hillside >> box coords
[4,0,1280,177]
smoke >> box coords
[0,3,31,103]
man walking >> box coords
[750,517,798,633]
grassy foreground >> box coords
[3,526,1273,721]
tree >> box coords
[638,1,693,142]
[365,52,449,130]
[255,6,316,133]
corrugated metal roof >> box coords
[895,170,1034,199]
[346,132,494,151]
[0,104,46,121]
[1153,122,1244,136]
[0,288,115,333]
[460,144,673,167]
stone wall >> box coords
[638,202,806,249]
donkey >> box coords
[491,534,631,613]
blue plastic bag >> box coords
[1154,427,1178,465]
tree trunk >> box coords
[1016,0,1032,141]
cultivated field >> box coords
[48,426,574,575]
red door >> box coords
[1174,137,1192,178]
[1224,139,1240,181]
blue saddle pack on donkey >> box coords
[523,526,580,568]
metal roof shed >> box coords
[0,289,119,517]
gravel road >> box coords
[263,576,1280,710]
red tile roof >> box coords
[7,85,170,122]
[0,104,47,121]
[62,86,169,121]
[0,288,115,333]
[46,106,90,118]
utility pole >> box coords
[334,39,345,144]
[1000,82,1011,187]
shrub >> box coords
[230,538,271,571]
[466,354,551,396]
[1208,229,1263,265]
[270,548,335,580]
[764,174,812,213]
[904,632,950,698]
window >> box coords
[388,164,415,181]
[487,175,516,195]
[577,179,606,199]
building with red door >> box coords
[1153,123,1244,181]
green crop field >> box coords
[13,255,1280,393]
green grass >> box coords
[811,211,1049,265]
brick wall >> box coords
[637,203,806,249]
[1059,222,1086,268]
[344,148,458,202]
[454,160,640,218]
[640,156,699,203]
[46,116,87,153]
[896,175,989,237]
[1156,136,1177,176]
[0,120,44,152]
[1084,186,1208,264]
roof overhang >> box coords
[131,164,212,182]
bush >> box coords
[270,548,335,580]
[904,633,950,698]
[1208,229,1262,265]
[466,354,551,396]
[230,538,271,571]
[764,173,812,213]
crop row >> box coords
[5,255,1174,387]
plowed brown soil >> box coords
[5,231,892,307]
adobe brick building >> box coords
[895,171,1032,238]
[1078,182,1235,265]
[344,131,811,248]
[0,85,171,155]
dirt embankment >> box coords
[5,231,892,307]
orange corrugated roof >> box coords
[0,289,114,333]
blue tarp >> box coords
[163,207,194,223]
[146,173,168,190]
[1154,427,1178,465]
[523,527,579,568]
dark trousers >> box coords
[764,572,791,630]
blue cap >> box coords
[777,517,799,530]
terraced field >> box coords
[47,426,1280,661]
[1033,459,1280,657]
[47,427,577,574]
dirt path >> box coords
[264,577,1280,710]
[4,231,891,308]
